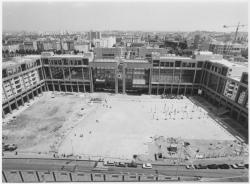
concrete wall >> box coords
[37,171,54,182]
[71,172,91,182]
[105,174,123,181]
[21,171,39,182]
[3,170,188,182]
[4,170,23,182]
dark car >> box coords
[115,162,126,167]
[245,164,248,169]
[207,164,218,169]
[195,164,207,169]
[3,144,17,151]
[218,164,230,169]
[127,162,137,168]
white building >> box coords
[93,37,116,48]
[74,43,89,52]
[2,44,20,52]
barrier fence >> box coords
[2,170,184,182]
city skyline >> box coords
[3,1,248,32]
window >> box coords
[16,84,21,88]
[175,61,181,67]
[153,60,160,67]
[83,59,89,65]
[43,59,49,65]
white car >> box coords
[186,165,195,169]
[104,161,115,166]
[142,163,153,169]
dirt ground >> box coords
[2,92,95,153]
[3,92,248,163]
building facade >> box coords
[2,51,248,129]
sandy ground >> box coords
[58,94,236,160]
[3,92,245,162]
[2,91,94,153]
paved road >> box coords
[3,158,248,179]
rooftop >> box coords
[94,59,118,63]
[3,55,41,69]
[209,59,247,68]
[124,59,148,63]
[157,56,193,60]
[210,59,248,81]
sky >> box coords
[2,1,249,32]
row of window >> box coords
[43,59,89,66]
[153,60,203,68]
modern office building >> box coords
[2,50,248,129]
[2,55,45,117]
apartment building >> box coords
[2,55,45,117]
[88,31,102,41]
[94,47,125,59]
[200,56,248,128]
[209,42,246,57]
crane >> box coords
[223,22,247,43]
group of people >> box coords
[150,102,208,120]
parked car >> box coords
[244,164,248,169]
[186,165,195,169]
[3,144,17,151]
[104,161,115,166]
[218,164,230,169]
[115,162,126,167]
[231,164,245,169]
[142,163,153,169]
[127,162,137,168]
[207,164,218,169]
[195,164,207,169]
[236,163,245,169]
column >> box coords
[206,71,211,88]
[9,80,19,110]
[171,66,175,95]
[82,67,86,93]
[20,93,24,105]
[89,67,94,93]
[158,63,161,95]
[122,65,126,94]
[48,62,55,92]
[242,90,248,107]
[20,72,30,102]
[68,67,73,92]
[2,110,5,119]
[184,85,187,95]
[77,81,80,93]
[27,70,35,99]
[41,66,48,91]
[148,67,152,95]
[115,67,118,94]
[58,80,61,92]
[2,85,12,113]
[177,67,182,95]
[62,67,67,92]
[191,68,197,95]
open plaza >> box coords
[3,92,248,164]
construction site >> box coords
[3,91,248,165]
